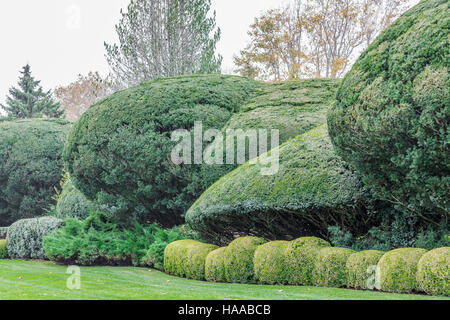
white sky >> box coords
[0,0,290,106]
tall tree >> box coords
[55,72,113,121]
[235,0,414,80]
[1,64,64,119]
[105,0,222,89]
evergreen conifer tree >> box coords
[0,64,64,119]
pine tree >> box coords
[0,64,64,119]
[105,0,222,89]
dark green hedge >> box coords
[328,0,449,220]
[0,119,71,226]
[186,125,372,244]
[64,75,258,227]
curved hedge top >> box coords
[65,75,259,226]
[328,0,449,217]
[186,124,370,244]
[0,119,71,226]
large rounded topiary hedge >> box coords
[377,248,427,293]
[186,125,371,244]
[328,0,449,218]
[416,247,449,296]
[0,119,70,226]
[65,75,258,226]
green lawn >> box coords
[0,260,447,300]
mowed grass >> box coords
[0,260,447,300]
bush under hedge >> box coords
[346,250,385,290]
[377,248,428,293]
[254,241,290,285]
[285,237,330,286]
[0,119,70,226]
[164,240,218,280]
[55,177,92,220]
[416,247,449,296]
[205,247,227,282]
[0,227,7,239]
[327,0,449,221]
[223,236,266,283]
[7,217,64,260]
[0,239,8,258]
[187,125,372,244]
[312,247,356,288]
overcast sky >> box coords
[0,0,291,106]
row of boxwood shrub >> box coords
[164,237,449,296]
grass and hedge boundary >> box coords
[164,237,449,297]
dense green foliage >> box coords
[328,0,449,222]
[164,240,218,280]
[223,236,266,283]
[65,74,258,227]
[417,247,449,296]
[346,250,385,290]
[253,241,289,285]
[7,217,64,259]
[377,248,427,293]
[312,247,356,288]
[54,177,92,220]
[43,211,193,270]
[0,119,70,226]
[0,239,8,258]
[187,125,372,244]
[205,247,227,282]
[285,237,330,285]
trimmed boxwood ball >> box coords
[328,0,450,219]
[377,248,427,293]
[7,217,64,260]
[0,119,70,226]
[205,247,227,282]
[223,236,266,283]
[0,239,8,258]
[55,177,93,220]
[313,247,356,288]
[164,240,218,280]
[416,247,449,296]
[285,237,330,286]
[186,125,371,244]
[64,74,259,227]
[254,241,290,285]
[346,250,385,290]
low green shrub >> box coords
[0,239,8,258]
[377,248,428,293]
[7,217,64,259]
[44,210,192,269]
[313,247,356,288]
[205,247,227,282]
[285,237,330,285]
[254,241,290,285]
[223,236,266,283]
[416,247,449,296]
[346,250,385,290]
[164,240,218,280]
[55,177,92,220]
[0,227,7,239]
